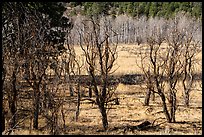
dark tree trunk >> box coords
[160,92,171,123]
[184,91,190,107]
[88,85,92,98]
[75,84,80,121]
[1,68,6,133]
[151,92,155,101]
[33,88,40,129]
[42,83,47,109]
[170,91,176,123]
[61,107,66,130]
[99,104,108,130]
[144,88,151,106]
[9,71,17,129]
[2,110,5,132]
[69,85,74,96]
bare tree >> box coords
[75,16,118,130]
[2,2,28,132]
[173,14,202,107]
[137,16,186,123]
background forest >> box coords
[67,2,202,19]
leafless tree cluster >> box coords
[2,3,73,134]
[70,15,148,45]
[136,13,201,123]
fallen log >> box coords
[124,121,151,133]
[111,120,152,133]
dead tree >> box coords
[137,16,185,123]
[76,16,118,130]
[179,16,201,107]
[22,15,49,130]
[136,17,167,106]
[2,2,26,132]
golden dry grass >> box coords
[8,44,202,135]
[11,82,202,135]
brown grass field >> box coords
[6,44,202,135]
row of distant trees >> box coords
[70,13,202,47]
[68,2,202,19]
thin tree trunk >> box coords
[160,92,171,123]
[144,88,151,106]
[10,71,17,129]
[151,91,155,101]
[75,84,80,122]
[69,84,74,96]
[170,91,176,123]
[61,106,66,130]
[2,109,5,132]
[2,68,6,132]
[88,85,92,98]
[33,88,40,129]
[184,90,190,107]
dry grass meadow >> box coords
[8,44,202,135]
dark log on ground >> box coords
[110,120,152,133]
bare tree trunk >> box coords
[1,68,6,133]
[33,87,40,129]
[2,109,5,132]
[51,112,59,135]
[51,111,59,135]
[182,73,193,107]
[151,92,155,101]
[61,106,66,130]
[9,70,18,129]
[69,84,74,96]
[183,90,190,107]
[88,84,92,98]
[160,92,171,123]
[99,104,108,130]
[144,88,151,106]
[42,83,48,109]
[75,83,81,121]
[170,91,176,122]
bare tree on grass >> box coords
[178,16,202,107]
[136,17,167,106]
[76,16,118,130]
[137,17,185,122]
